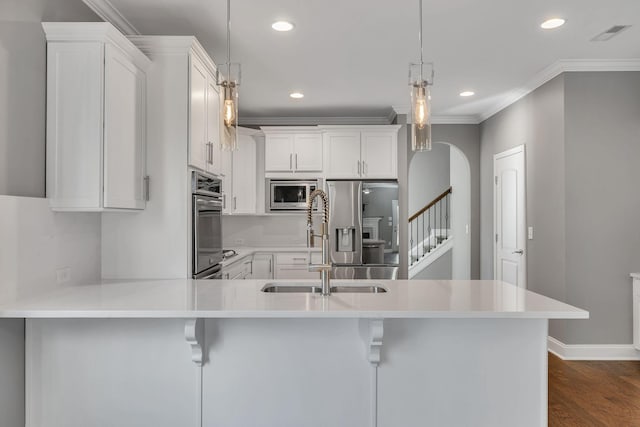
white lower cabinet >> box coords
[251,253,274,280]
[274,252,322,280]
[221,256,252,280]
[44,23,150,211]
[222,252,321,280]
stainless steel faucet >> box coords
[306,189,332,295]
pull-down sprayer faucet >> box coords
[306,189,332,295]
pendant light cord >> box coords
[226,0,231,79]
[419,0,423,81]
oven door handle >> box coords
[196,198,223,208]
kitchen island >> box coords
[0,279,587,427]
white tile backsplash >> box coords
[222,215,308,247]
[0,196,101,301]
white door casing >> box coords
[494,145,526,288]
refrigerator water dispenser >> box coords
[336,227,356,252]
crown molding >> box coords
[432,115,480,125]
[82,0,140,35]
[239,116,395,126]
[259,126,322,133]
[42,22,151,70]
[128,36,218,74]
[478,58,640,122]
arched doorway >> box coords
[408,142,471,279]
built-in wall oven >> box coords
[267,179,321,212]
[192,172,223,279]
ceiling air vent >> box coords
[591,25,631,41]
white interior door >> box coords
[494,145,526,287]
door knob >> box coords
[513,249,524,255]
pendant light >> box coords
[217,0,241,151]
[409,0,434,152]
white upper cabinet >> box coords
[324,132,362,178]
[43,23,150,211]
[293,134,323,171]
[262,128,323,174]
[264,134,294,172]
[189,57,208,172]
[206,79,221,174]
[360,131,398,179]
[189,54,220,175]
[323,126,399,179]
[230,132,257,214]
[218,128,258,215]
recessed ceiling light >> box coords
[289,92,304,99]
[272,21,295,32]
[540,18,566,30]
[460,91,475,97]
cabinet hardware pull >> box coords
[357,160,361,175]
[233,196,237,210]
[292,257,307,261]
[143,176,150,201]
[222,193,226,209]
[363,161,367,175]
[295,154,298,170]
[289,153,293,170]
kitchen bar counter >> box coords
[3,280,588,427]
[0,279,587,319]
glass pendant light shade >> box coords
[220,80,238,151]
[218,0,241,152]
[409,0,434,152]
[411,81,432,151]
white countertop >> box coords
[0,279,588,319]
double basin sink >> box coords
[261,283,387,294]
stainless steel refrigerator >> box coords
[326,180,399,280]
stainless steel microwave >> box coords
[267,179,321,212]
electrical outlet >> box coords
[528,227,534,240]
[56,267,71,284]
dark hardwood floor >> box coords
[548,353,640,426]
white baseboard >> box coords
[548,336,640,361]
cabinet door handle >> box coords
[295,154,298,170]
[357,160,361,175]
[292,257,307,261]
[143,176,150,201]
[222,193,226,209]
[269,259,272,273]
[289,153,293,170]
[233,196,237,210]
[363,161,367,175]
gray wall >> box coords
[408,143,449,216]
[428,124,481,279]
[480,75,567,339]
[0,0,99,197]
[412,250,452,280]
[563,72,640,345]
[0,319,24,427]
[480,72,640,345]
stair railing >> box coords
[408,186,452,265]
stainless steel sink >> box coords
[261,283,387,294]
[261,285,322,294]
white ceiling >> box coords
[93,0,640,122]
